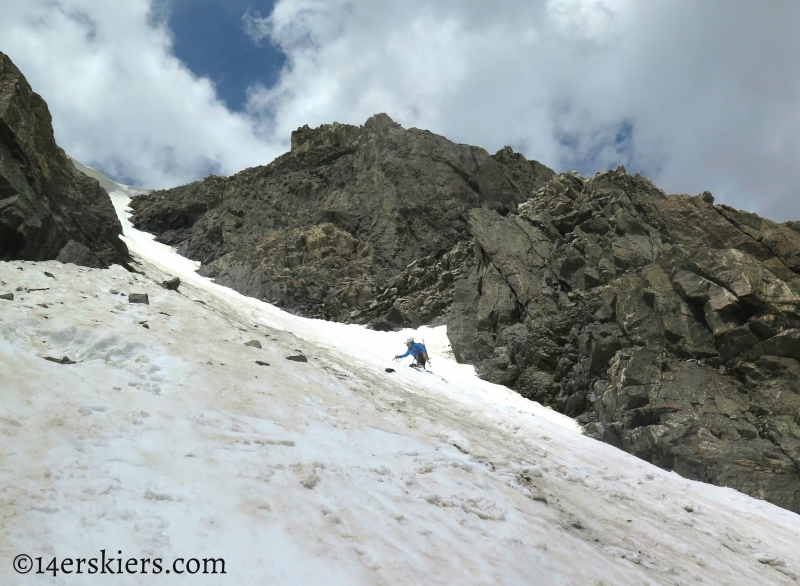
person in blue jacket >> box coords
[395,337,429,369]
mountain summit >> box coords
[129,113,554,322]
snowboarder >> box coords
[394,337,429,369]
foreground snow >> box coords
[0,190,798,585]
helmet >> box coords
[405,337,414,344]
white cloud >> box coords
[2,0,800,221]
[0,0,279,188]
[247,0,800,220]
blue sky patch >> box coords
[166,0,285,111]
[554,118,663,178]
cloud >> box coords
[246,0,800,220]
[242,9,270,44]
[2,0,800,222]
[0,0,279,188]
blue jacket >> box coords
[399,343,427,359]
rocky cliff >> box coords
[448,168,800,514]
[130,117,800,514]
[130,113,553,324]
[0,52,127,267]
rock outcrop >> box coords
[448,167,800,514]
[0,51,127,267]
[129,114,554,320]
[130,117,800,514]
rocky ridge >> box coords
[0,51,127,267]
[129,113,554,322]
[130,117,800,514]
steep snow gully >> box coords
[1,183,799,585]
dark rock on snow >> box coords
[162,277,180,290]
[0,52,127,267]
[128,293,149,304]
[255,360,270,366]
[130,116,800,514]
[44,356,76,365]
[244,339,262,349]
[286,355,308,363]
[0,292,13,300]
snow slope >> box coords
[1,186,799,585]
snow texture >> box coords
[0,184,799,584]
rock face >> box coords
[130,116,800,514]
[447,167,800,514]
[0,52,127,267]
[129,113,554,321]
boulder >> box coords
[162,277,180,291]
[55,240,104,268]
[752,329,800,362]
[128,293,149,305]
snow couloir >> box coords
[0,183,798,585]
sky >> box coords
[1,0,800,221]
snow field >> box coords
[0,190,797,585]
